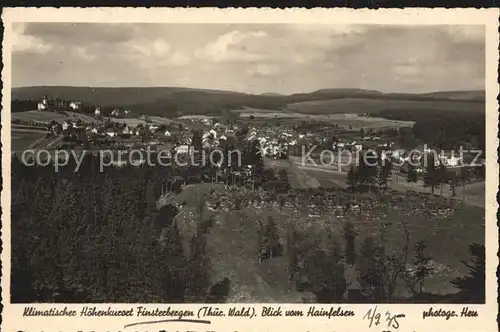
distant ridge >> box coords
[260,92,283,96]
[419,90,485,101]
[311,88,382,95]
[12,86,485,116]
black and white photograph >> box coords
[9,21,488,306]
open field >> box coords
[287,98,484,115]
[318,114,414,129]
[11,131,46,150]
[11,129,63,152]
[232,107,301,119]
[263,157,320,189]
[237,108,414,130]
[109,117,147,126]
[177,115,215,120]
[148,116,178,125]
[12,110,174,128]
[12,110,99,124]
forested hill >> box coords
[12,86,485,117]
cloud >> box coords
[12,24,53,54]
[392,65,420,76]
[23,23,136,46]
[246,64,280,77]
[168,52,190,66]
[197,30,268,63]
[71,46,96,61]
[127,38,171,57]
[444,25,485,43]
[11,23,485,94]
[122,38,190,67]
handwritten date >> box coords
[363,305,405,330]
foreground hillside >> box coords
[12,86,485,116]
[170,182,484,302]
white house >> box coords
[164,130,171,137]
[69,101,82,111]
[111,109,121,117]
[440,155,462,167]
[94,107,101,116]
[106,128,117,137]
[37,102,48,111]
[122,126,131,135]
[37,96,49,111]
[62,121,70,131]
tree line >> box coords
[373,109,485,153]
[11,154,219,303]
[347,150,484,197]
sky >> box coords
[11,23,485,95]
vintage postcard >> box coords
[1,7,499,332]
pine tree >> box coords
[423,153,438,194]
[413,240,431,295]
[263,217,281,261]
[452,243,485,303]
[358,151,378,192]
[357,236,385,301]
[186,233,211,302]
[407,163,418,190]
[378,160,392,192]
[159,221,189,302]
[459,166,471,201]
[437,162,448,196]
[306,249,347,302]
[347,167,358,192]
[343,221,357,266]
[447,172,459,197]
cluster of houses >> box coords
[37,95,82,112]
[38,96,471,172]
[51,119,176,139]
[37,96,134,120]
[244,127,297,159]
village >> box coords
[18,95,477,174]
